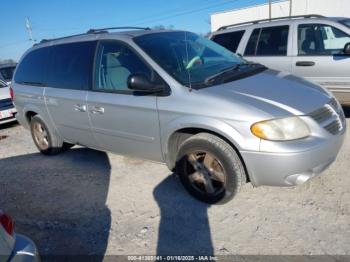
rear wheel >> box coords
[176,133,246,204]
[30,115,72,155]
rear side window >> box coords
[14,48,49,85]
[245,25,289,56]
[211,30,245,53]
[47,41,97,90]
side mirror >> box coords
[344,42,350,55]
[127,74,165,93]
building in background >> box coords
[211,0,350,31]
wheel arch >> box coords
[162,117,250,182]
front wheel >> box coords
[176,133,246,204]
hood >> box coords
[202,69,332,118]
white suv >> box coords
[210,15,350,105]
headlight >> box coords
[251,116,310,141]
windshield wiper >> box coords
[204,64,242,85]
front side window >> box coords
[134,32,245,88]
[211,30,245,53]
[298,24,350,55]
[245,26,289,56]
[94,41,152,92]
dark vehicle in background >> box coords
[0,63,17,85]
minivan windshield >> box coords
[134,31,251,88]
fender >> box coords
[161,115,246,167]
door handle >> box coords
[90,106,105,114]
[74,104,87,112]
[296,61,315,66]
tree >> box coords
[0,59,16,64]
[152,25,174,30]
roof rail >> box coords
[38,32,88,45]
[217,14,325,31]
[36,26,150,46]
[87,26,151,34]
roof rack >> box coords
[87,26,151,34]
[36,26,150,46]
[38,32,88,44]
[217,14,325,31]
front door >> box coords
[243,25,293,72]
[87,40,163,162]
[292,22,350,104]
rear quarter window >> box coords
[211,30,245,53]
[14,47,49,85]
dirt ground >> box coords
[0,109,350,260]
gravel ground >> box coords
[0,109,350,260]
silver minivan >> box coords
[210,15,350,105]
[12,28,346,204]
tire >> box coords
[30,115,69,155]
[175,133,246,204]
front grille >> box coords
[0,98,13,110]
[309,106,333,123]
[309,98,345,135]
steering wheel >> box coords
[186,56,202,70]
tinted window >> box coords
[340,19,350,29]
[298,24,350,55]
[0,66,16,82]
[14,48,49,85]
[245,26,289,56]
[47,41,96,90]
[0,80,6,88]
[245,29,260,55]
[256,26,288,55]
[212,30,245,53]
[94,41,152,91]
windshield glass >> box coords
[0,66,16,82]
[134,31,245,87]
[340,19,350,28]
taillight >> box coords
[0,210,14,236]
[9,85,14,100]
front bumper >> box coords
[9,234,40,262]
[241,130,346,187]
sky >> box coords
[0,0,270,61]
